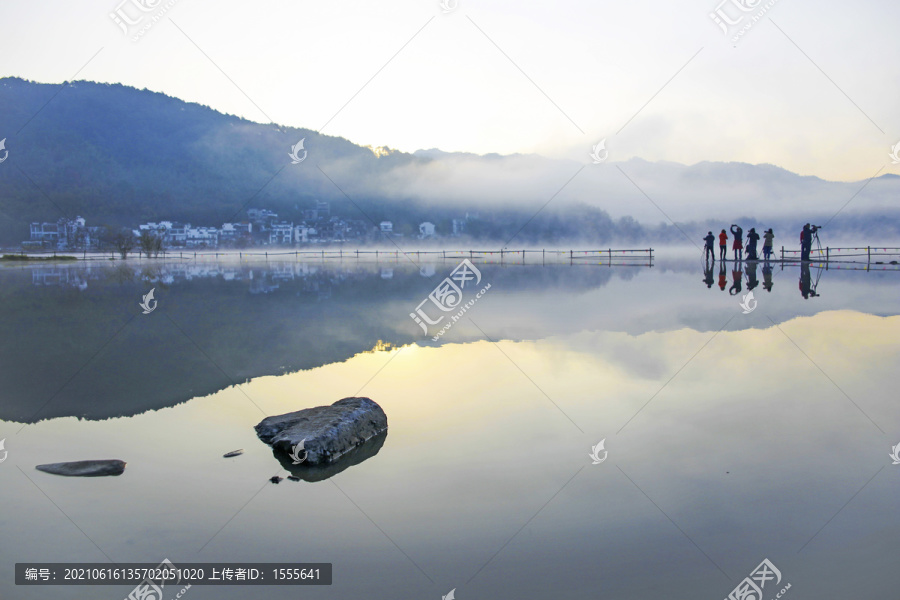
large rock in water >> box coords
[255,397,387,465]
[35,460,126,477]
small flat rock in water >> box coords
[35,460,126,477]
[223,449,244,458]
[255,397,388,465]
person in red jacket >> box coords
[718,229,728,261]
[730,224,743,262]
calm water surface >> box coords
[1,254,898,599]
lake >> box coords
[1,252,898,599]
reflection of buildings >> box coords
[31,267,93,289]
[27,263,367,300]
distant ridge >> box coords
[1,77,898,245]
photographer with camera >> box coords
[800,223,821,262]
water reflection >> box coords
[0,259,631,423]
[271,430,388,483]
[763,262,774,292]
[746,261,759,291]
[800,263,821,299]
[729,264,743,296]
[2,311,899,600]
[4,256,900,426]
[702,261,714,288]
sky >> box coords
[1,0,899,182]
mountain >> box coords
[0,77,898,246]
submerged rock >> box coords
[35,460,126,477]
[255,397,388,466]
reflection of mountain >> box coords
[0,260,626,423]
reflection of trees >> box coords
[0,262,622,423]
[109,263,136,284]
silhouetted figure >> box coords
[718,229,728,261]
[799,262,812,298]
[704,231,716,262]
[800,223,812,262]
[799,263,820,299]
[729,264,743,296]
[762,228,774,261]
[746,227,760,261]
[703,261,714,288]
[731,224,743,262]
[746,261,759,291]
[718,260,727,291]
[762,263,773,292]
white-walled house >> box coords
[419,222,435,238]
[185,226,218,248]
[268,221,294,245]
[379,221,393,234]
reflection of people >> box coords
[746,261,759,291]
[762,228,774,261]
[746,227,760,261]
[704,231,716,262]
[729,264,743,296]
[731,224,743,262]
[799,263,819,298]
[718,229,728,261]
[718,260,727,291]
[703,260,714,288]
[762,262,773,292]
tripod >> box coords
[812,229,823,258]
[810,229,824,294]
